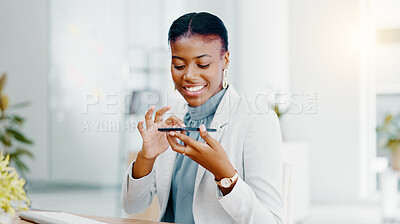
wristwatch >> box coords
[215,170,238,188]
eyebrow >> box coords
[172,54,212,60]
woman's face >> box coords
[170,35,229,107]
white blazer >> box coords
[122,85,284,224]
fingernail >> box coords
[169,132,175,136]
[182,123,186,127]
[200,125,206,132]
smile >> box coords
[182,85,206,96]
[183,85,206,92]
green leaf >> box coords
[15,147,34,158]
[6,128,33,144]
[11,115,25,126]
[0,134,12,146]
[8,152,18,160]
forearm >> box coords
[132,150,156,179]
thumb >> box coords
[199,124,218,148]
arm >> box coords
[121,159,157,214]
[217,113,284,224]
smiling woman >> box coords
[122,12,284,224]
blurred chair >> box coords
[283,163,293,224]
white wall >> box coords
[289,0,362,202]
[0,0,48,180]
[48,0,126,185]
[236,0,290,99]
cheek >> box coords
[171,70,181,83]
[207,69,223,85]
[170,70,175,79]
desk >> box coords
[17,213,169,224]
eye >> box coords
[174,65,185,70]
[198,64,210,69]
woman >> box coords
[122,12,283,224]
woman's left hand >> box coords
[166,124,236,183]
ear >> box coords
[223,50,230,69]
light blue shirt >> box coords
[161,88,227,224]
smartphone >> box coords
[158,127,217,132]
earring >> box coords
[223,69,228,89]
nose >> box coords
[183,65,198,81]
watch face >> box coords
[221,179,231,188]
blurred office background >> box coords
[1,0,400,223]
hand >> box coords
[137,105,185,160]
[166,124,235,182]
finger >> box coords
[199,124,219,149]
[137,120,145,135]
[144,106,155,130]
[166,133,185,155]
[154,105,172,122]
[180,130,188,137]
[165,115,186,127]
[171,131,202,150]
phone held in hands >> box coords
[158,127,217,132]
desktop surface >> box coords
[17,213,169,224]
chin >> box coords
[186,99,203,107]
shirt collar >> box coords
[187,88,227,120]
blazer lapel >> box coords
[194,85,239,194]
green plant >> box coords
[0,151,30,216]
[376,113,400,152]
[0,73,33,176]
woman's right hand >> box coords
[137,105,185,160]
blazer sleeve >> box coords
[217,113,284,224]
[121,161,157,214]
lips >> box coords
[182,84,206,96]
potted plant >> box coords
[0,73,33,177]
[376,113,400,170]
[0,151,30,224]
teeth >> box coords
[185,86,205,92]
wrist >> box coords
[132,151,156,179]
[213,166,236,181]
[138,148,158,161]
[215,170,238,196]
